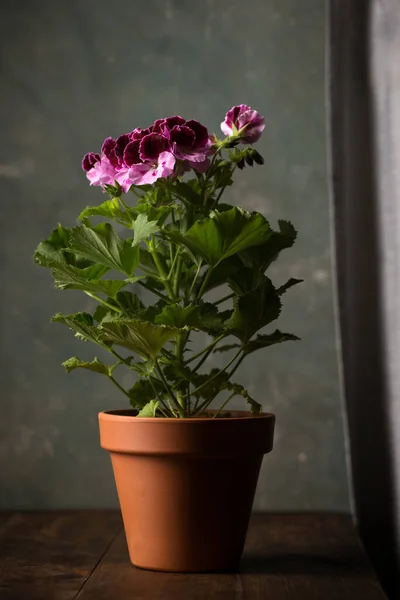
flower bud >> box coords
[244,151,254,166]
[250,148,264,165]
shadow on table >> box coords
[239,553,371,576]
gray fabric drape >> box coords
[330,1,400,596]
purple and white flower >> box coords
[127,133,175,185]
[85,156,117,187]
[221,104,265,144]
[162,117,212,173]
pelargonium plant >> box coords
[34,104,301,418]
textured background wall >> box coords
[0,0,349,510]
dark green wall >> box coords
[0,0,350,510]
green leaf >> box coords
[62,356,111,375]
[243,330,300,355]
[50,262,128,297]
[51,312,104,345]
[197,302,232,334]
[133,214,160,246]
[113,291,144,315]
[214,343,241,354]
[239,220,298,273]
[129,378,164,408]
[130,359,155,377]
[136,299,168,323]
[78,197,130,225]
[225,279,282,343]
[163,363,192,390]
[137,400,160,417]
[69,223,139,276]
[154,304,200,329]
[171,181,203,207]
[167,207,273,267]
[191,368,230,399]
[276,278,303,295]
[34,224,91,269]
[224,382,262,415]
[34,224,71,267]
[135,202,176,225]
[99,319,177,360]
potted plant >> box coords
[34,104,301,572]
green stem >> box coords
[149,377,172,416]
[196,267,214,300]
[155,360,184,417]
[172,255,183,297]
[192,350,244,415]
[137,280,170,302]
[213,392,236,418]
[190,349,242,397]
[212,164,237,209]
[188,259,203,300]
[85,292,122,314]
[107,374,131,398]
[149,237,175,300]
[167,245,180,280]
[214,292,235,306]
[185,334,225,366]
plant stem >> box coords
[107,374,131,398]
[192,349,244,415]
[149,377,172,416]
[196,266,214,300]
[188,259,203,300]
[85,292,122,314]
[172,255,183,297]
[212,164,237,209]
[214,292,235,306]
[213,392,236,418]
[184,334,225,366]
[226,353,245,380]
[155,359,185,417]
[167,245,180,280]
[190,349,242,397]
[137,280,170,302]
[149,236,175,300]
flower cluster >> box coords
[82,105,265,192]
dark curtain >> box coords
[330,0,400,597]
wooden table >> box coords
[0,512,386,599]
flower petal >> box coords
[86,157,116,187]
[170,125,195,153]
[184,119,210,150]
[114,167,133,192]
[139,133,169,162]
[123,140,141,166]
[82,152,100,172]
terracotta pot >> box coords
[98,409,275,572]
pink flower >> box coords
[221,104,265,143]
[161,117,213,172]
[82,152,100,172]
[122,132,175,185]
[128,150,175,185]
[85,157,116,187]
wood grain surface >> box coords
[0,512,386,599]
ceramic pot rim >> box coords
[99,408,275,424]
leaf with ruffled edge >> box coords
[99,319,178,360]
[62,356,112,376]
[129,378,164,409]
[165,207,273,266]
[68,223,140,276]
[225,279,282,344]
[137,400,160,417]
[51,312,107,346]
